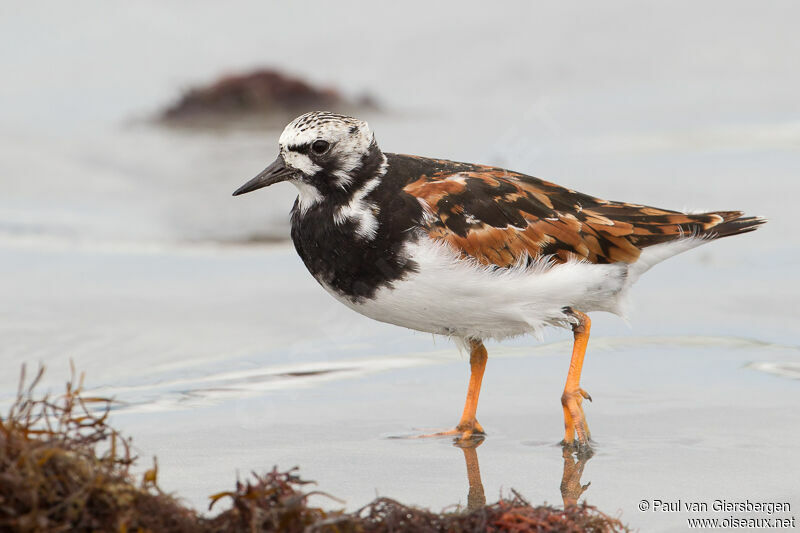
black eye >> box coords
[311,140,329,154]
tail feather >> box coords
[704,213,767,240]
[624,210,767,249]
[626,211,766,282]
[585,199,766,251]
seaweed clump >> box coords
[159,68,376,128]
[208,478,628,532]
[0,366,198,532]
[0,367,628,532]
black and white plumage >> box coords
[234,111,765,447]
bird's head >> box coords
[233,112,384,206]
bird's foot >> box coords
[412,419,485,445]
[561,387,592,449]
[456,418,485,436]
[454,419,485,446]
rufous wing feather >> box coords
[402,159,765,268]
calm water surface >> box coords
[1,2,799,531]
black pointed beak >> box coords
[232,156,296,196]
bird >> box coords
[233,111,765,449]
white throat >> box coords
[290,180,323,214]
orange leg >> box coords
[415,339,487,442]
[455,339,488,437]
[561,310,593,447]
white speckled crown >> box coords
[280,112,372,151]
[278,112,377,187]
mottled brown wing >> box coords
[401,158,761,267]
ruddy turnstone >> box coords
[234,111,765,448]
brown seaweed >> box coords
[159,68,376,128]
[0,366,628,532]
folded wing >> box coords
[402,159,764,268]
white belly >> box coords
[323,238,632,340]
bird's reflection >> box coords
[453,435,486,510]
[560,445,593,507]
[453,437,594,511]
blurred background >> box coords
[1,2,798,530]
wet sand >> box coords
[2,2,799,531]
[2,241,798,531]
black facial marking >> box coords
[286,143,310,153]
[289,151,423,302]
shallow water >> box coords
[2,2,799,531]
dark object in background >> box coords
[160,68,376,128]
